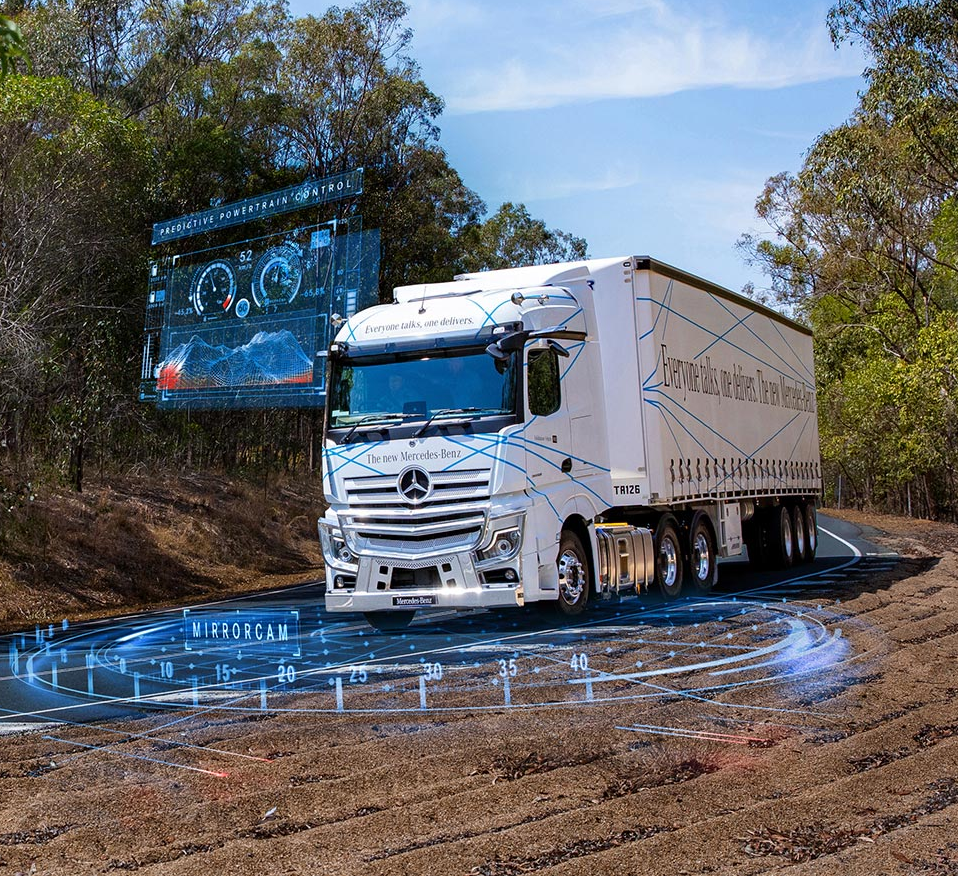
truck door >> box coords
[523,342,573,553]
[562,340,598,479]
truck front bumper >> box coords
[326,581,524,613]
[325,550,527,613]
[320,511,530,614]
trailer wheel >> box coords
[804,503,818,560]
[768,504,795,568]
[791,504,807,564]
[364,611,415,633]
[555,530,590,616]
[654,516,684,599]
[687,512,717,594]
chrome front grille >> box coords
[343,469,491,506]
[340,469,491,557]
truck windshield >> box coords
[327,349,518,428]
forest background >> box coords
[1,0,958,536]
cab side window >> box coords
[528,348,561,416]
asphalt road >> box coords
[0,513,894,734]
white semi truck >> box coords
[319,256,822,630]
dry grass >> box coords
[0,470,326,631]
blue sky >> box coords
[292,0,867,293]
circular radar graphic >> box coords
[191,259,237,317]
[251,245,304,309]
[8,593,873,728]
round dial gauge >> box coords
[251,245,304,309]
[191,259,237,317]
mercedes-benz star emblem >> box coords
[397,467,432,504]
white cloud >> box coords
[747,127,817,142]
[407,0,862,114]
[506,165,644,201]
[568,0,667,19]
[668,175,766,239]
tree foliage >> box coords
[461,202,588,273]
[0,13,28,77]
[743,0,958,518]
[0,75,151,484]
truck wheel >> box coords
[654,516,684,599]
[791,504,807,564]
[364,611,415,632]
[687,512,717,594]
[767,504,795,568]
[804,503,818,560]
[556,531,590,616]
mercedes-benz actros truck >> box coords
[318,256,821,630]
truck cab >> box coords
[319,264,613,629]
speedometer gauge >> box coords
[191,260,237,317]
[251,245,304,309]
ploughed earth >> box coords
[1,510,957,875]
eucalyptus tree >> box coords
[0,13,28,77]
[740,0,958,517]
[277,0,485,291]
[0,75,150,485]
[459,201,588,272]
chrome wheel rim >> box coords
[692,531,711,581]
[794,512,805,556]
[557,549,586,604]
[659,537,679,588]
[806,510,817,552]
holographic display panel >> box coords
[140,221,380,410]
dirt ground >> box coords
[0,471,326,633]
[1,510,957,875]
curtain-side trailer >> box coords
[319,256,821,630]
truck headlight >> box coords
[479,528,521,561]
[476,513,525,565]
[318,520,358,571]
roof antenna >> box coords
[418,284,427,314]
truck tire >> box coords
[364,611,415,632]
[791,503,807,564]
[686,512,717,594]
[654,516,684,599]
[556,530,590,616]
[804,502,818,560]
[767,503,795,569]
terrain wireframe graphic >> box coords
[157,330,313,391]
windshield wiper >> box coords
[341,413,409,443]
[412,408,498,438]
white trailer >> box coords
[319,256,821,629]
